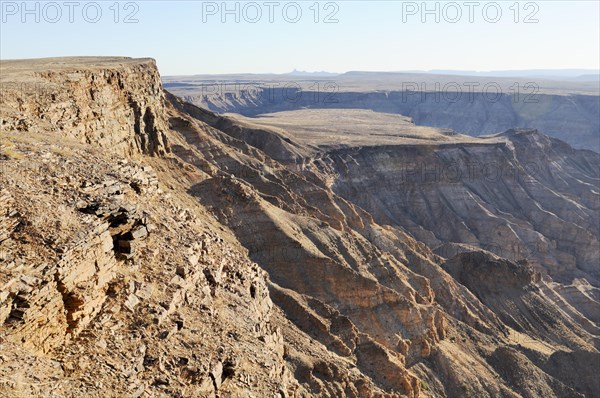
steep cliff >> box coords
[166,95,599,397]
[1,58,297,397]
[327,129,599,285]
[0,57,169,156]
[1,57,598,398]
[175,86,600,152]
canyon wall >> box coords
[1,57,598,398]
[175,86,600,151]
[1,57,169,156]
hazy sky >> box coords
[1,1,599,75]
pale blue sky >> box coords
[1,1,599,75]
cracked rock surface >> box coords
[1,57,598,398]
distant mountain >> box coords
[285,69,340,77]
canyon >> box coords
[1,57,599,398]
[164,74,600,152]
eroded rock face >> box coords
[327,130,600,286]
[488,346,584,398]
[442,251,595,350]
[172,100,597,397]
[1,57,599,398]
[0,136,298,397]
[0,57,169,156]
[174,85,600,151]
[541,350,600,397]
[165,96,599,397]
[0,58,296,397]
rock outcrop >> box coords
[326,129,600,285]
[0,57,169,156]
[1,57,598,398]
[165,92,599,396]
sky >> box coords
[1,1,599,75]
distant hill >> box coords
[284,69,340,77]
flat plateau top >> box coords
[0,57,155,80]
[227,109,505,148]
[164,72,600,96]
